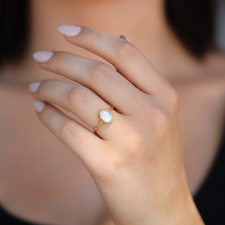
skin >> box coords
[0,0,225,224]
[30,26,205,224]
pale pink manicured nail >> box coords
[29,81,42,93]
[57,24,81,37]
[33,51,54,63]
[125,36,130,42]
[120,35,130,42]
[33,99,46,112]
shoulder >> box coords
[203,50,225,78]
[200,50,225,91]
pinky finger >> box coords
[33,99,103,166]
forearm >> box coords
[143,192,204,225]
[100,197,204,225]
[164,194,204,225]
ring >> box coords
[93,106,114,132]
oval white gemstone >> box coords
[100,110,113,123]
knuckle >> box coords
[90,62,111,81]
[67,86,89,106]
[168,90,180,111]
[128,131,146,158]
[115,41,138,60]
[38,79,52,96]
[104,156,127,180]
[161,85,180,112]
[88,28,102,43]
[60,120,76,138]
[110,156,127,172]
[40,107,55,125]
[153,108,172,136]
[133,133,145,151]
[56,52,70,70]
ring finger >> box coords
[30,79,124,140]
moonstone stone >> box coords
[100,110,113,123]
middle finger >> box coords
[33,51,146,115]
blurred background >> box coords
[216,0,225,52]
[0,1,225,225]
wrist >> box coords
[170,192,204,225]
[152,186,205,225]
[113,190,204,225]
[141,172,205,225]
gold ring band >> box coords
[94,106,114,132]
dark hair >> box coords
[165,0,216,58]
[0,0,30,67]
[0,0,216,67]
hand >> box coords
[30,25,204,225]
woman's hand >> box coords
[29,25,204,225]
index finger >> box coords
[58,25,171,95]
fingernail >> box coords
[33,99,46,112]
[119,35,130,42]
[57,24,82,37]
[33,51,54,63]
[29,81,42,93]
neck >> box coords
[1,0,208,87]
[29,0,166,54]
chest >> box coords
[172,77,225,196]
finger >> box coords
[58,25,172,95]
[33,51,145,115]
[30,79,124,140]
[33,100,104,167]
